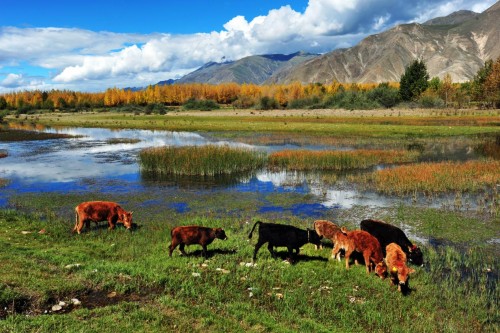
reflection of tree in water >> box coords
[140,170,256,190]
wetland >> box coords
[0,109,499,332]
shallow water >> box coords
[0,125,494,230]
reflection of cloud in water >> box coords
[0,127,265,185]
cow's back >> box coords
[171,226,211,244]
[360,219,411,250]
[259,223,303,246]
[349,230,383,261]
[77,201,118,220]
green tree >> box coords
[0,96,7,110]
[471,59,493,101]
[399,59,430,101]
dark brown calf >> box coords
[169,226,227,258]
[73,201,133,234]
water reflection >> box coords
[0,125,495,219]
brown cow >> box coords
[169,226,228,258]
[331,227,386,276]
[73,201,133,234]
[385,243,415,293]
[313,220,341,250]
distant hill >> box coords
[175,51,318,85]
[265,2,500,84]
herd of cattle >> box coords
[73,201,423,293]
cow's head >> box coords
[120,211,133,230]
[375,261,387,279]
[407,244,423,266]
[215,228,228,240]
[391,264,415,286]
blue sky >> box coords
[0,0,496,92]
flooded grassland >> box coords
[0,109,499,332]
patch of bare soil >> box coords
[0,287,164,319]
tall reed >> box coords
[139,145,267,176]
[361,159,500,194]
[267,149,419,171]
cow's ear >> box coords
[409,268,416,274]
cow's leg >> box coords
[108,217,116,230]
[75,217,87,234]
[363,252,371,274]
[331,244,341,261]
[252,241,265,261]
[268,243,277,258]
[344,249,353,270]
[168,240,177,257]
[179,243,187,256]
[201,245,208,258]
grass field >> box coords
[8,108,500,139]
[0,204,498,333]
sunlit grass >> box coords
[268,149,419,171]
[357,159,500,194]
[139,145,267,176]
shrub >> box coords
[256,96,279,110]
[419,95,445,108]
[367,83,401,108]
[183,98,220,111]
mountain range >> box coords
[166,1,500,86]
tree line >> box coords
[1,56,499,114]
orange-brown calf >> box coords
[313,220,341,250]
[385,243,415,292]
[332,227,386,276]
[169,225,227,258]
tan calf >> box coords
[385,243,415,292]
[313,220,341,250]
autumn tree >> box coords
[483,57,500,107]
[399,59,429,101]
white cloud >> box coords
[0,0,496,92]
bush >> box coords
[419,95,445,108]
[367,83,401,108]
[183,98,220,111]
[255,96,279,110]
[287,96,321,109]
[232,95,256,109]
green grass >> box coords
[0,203,498,333]
[8,111,500,139]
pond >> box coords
[1,124,489,222]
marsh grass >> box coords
[0,128,76,142]
[268,149,419,171]
[106,138,141,144]
[139,145,267,176]
[357,159,500,195]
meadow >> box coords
[1,108,499,332]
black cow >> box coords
[248,221,322,261]
[360,219,423,266]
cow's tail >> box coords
[248,221,262,239]
[73,207,79,233]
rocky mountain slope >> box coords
[265,1,500,84]
[176,51,317,85]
